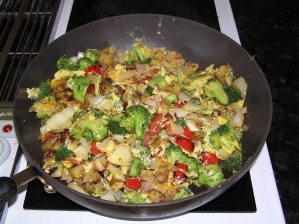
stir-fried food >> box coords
[27,43,248,203]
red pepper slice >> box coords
[90,141,106,155]
[202,152,221,165]
[174,170,185,180]
[44,132,59,141]
[165,124,175,136]
[175,136,194,152]
[87,84,95,94]
[183,127,195,141]
[126,178,141,190]
[85,64,108,77]
[144,131,155,148]
[150,68,160,74]
[148,113,164,134]
[175,163,188,170]
[64,157,81,165]
[173,103,184,108]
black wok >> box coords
[0,14,272,220]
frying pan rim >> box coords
[12,13,273,214]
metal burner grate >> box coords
[0,0,61,102]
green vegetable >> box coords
[119,116,135,133]
[84,49,98,63]
[31,79,52,101]
[131,144,152,168]
[195,164,225,188]
[36,112,50,121]
[223,86,242,105]
[67,77,91,102]
[182,72,212,91]
[163,94,178,107]
[149,75,167,88]
[77,57,93,70]
[125,104,152,140]
[173,188,194,200]
[209,123,240,155]
[107,120,127,135]
[141,85,154,99]
[174,117,187,128]
[126,47,151,65]
[190,97,201,105]
[56,55,80,71]
[221,150,242,172]
[203,79,228,105]
[55,144,76,161]
[119,190,146,204]
[129,158,142,177]
[70,118,109,142]
[164,145,201,174]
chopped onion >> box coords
[100,191,117,202]
[233,77,247,98]
[135,63,147,74]
[107,143,133,166]
[85,94,104,108]
[70,56,78,63]
[178,92,191,102]
[170,122,184,135]
[185,119,199,131]
[231,105,243,127]
[170,108,188,117]
[106,163,126,181]
[41,106,76,134]
[112,134,125,142]
[118,70,137,80]
[77,51,84,59]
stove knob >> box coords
[0,137,11,165]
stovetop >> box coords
[1,0,285,223]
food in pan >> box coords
[27,43,248,203]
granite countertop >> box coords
[231,0,299,223]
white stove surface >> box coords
[3,0,285,223]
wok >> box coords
[0,14,272,220]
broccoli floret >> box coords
[92,109,105,118]
[119,116,135,133]
[119,190,146,204]
[190,97,201,105]
[221,150,242,172]
[173,188,194,200]
[182,73,213,91]
[126,47,151,65]
[56,55,80,71]
[209,123,240,155]
[107,120,127,135]
[29,79,52,101]
[84,49,98,63]
[195,164,225,188]
[70,118,108,142]
[55,144,76,161]
[223,86,242,105]
[141,85,154,99]
[149,75,167,88]
[131,144,152,168]
[125,105,152,140]
[163,94,178,107]
[164,145,200,174]
[67,77,91,102]
[129,158,142,177]
[203,79,228,105]
[77,57,93,70]
[175,117,187,128]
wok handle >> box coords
[0,167,38,205]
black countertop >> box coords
[231,1,299,223]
